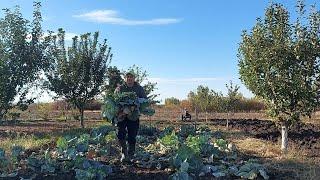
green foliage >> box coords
[10,145,24,164]
[165,97,181,108]
[188,85,226,113]
[56,137,68,151]
[0,149,10,173]
[104,66,123,95]
[75,160,112,180]
[171,145,203,174]
[0,2,50,119]
[27,152,57,173]
[46,28,112,128]
[188,86,265,113]
[225,81,241,113]
[102,92,155,124]
[235,160,269,179]
[185,135,210,155]
[158,131,179,150]
[104,131,116,143]
[159,126,175,138]
[214,139,228,151]
[0,124,270,179]
[179,124,196,137]
[188,85,212,113]
[238,1,320,125]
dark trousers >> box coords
[117,118,139,145]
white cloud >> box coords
[148,77,224,84]
[73,10,182,25]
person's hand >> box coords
[114,84,121,93]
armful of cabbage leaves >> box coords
[102,92,155,124]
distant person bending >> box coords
[114,72,147,162]
[182,108,191,120]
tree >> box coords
[188,85,214,122]
[165,97,180,108]
[238,1,320,152]
[0,2,50,120]
[105,66,123,95]
[225,81,241,113]
[210,91,225,113]
[124,65,159,103]
[225,81,240,129]
[46,28,112,128]
[197,86,212,122]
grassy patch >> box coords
[230,136,320,179]
[0,135,51,152]
[0,121,108,153]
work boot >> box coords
[128,143,136,160]
[119,140,129,162]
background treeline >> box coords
[164,83,266,113]
[27,82,266,113]
[164,95,265,113]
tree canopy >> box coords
[0,2,51,120]
[238,1,320,125]
[238,1,320,151]
[46,28,112,127]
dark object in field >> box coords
[181,109,192,121]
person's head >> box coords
[125,72,135,87]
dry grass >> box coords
[226,133,320,180]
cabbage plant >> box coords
[102,92,155,124]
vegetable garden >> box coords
[0,0,319,179]
[0,122,273,180]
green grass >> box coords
[0,135,51,152]
[0,121,108,153]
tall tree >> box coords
[46,28,112,128]
[188,85,215,122]
[225,81,240,129]
[238,1,320,152]
[0,2,50,120]
[225,81,241,113]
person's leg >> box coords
[117,120,128,161]
[127,119,140,158]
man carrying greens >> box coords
[114,72,147,162]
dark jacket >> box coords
[119,82,147,99]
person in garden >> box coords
[114,72,147,162]
[182,108,191,121]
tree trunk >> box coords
[226,111,230,130]
[80,108,84,128]
[205,111,208,124]
[281,122,288,153]
[149,115,152,127]
[194,108,198,132]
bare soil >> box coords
[208,119,320,156]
